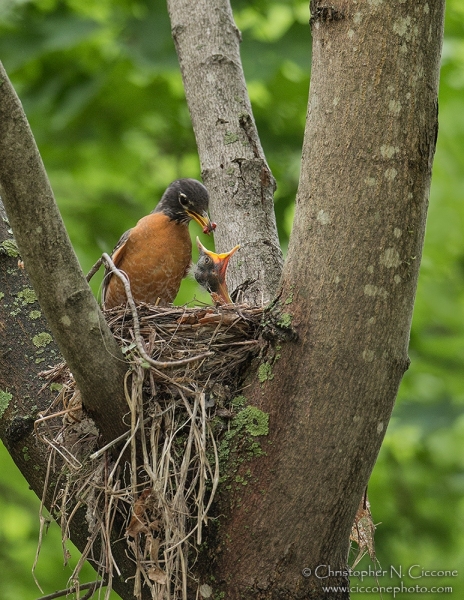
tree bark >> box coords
[205,1,445,598]
[0,62,129,447]
[167,0,283,305]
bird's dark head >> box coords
[194,237,240,304]
[155,179,216,234]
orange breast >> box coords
[103,213,192,308]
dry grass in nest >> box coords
[34,302,264,600]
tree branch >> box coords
[0,62,129,447]
[167,0,283,305]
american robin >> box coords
[194,237,240,304]
[102,179,216,309]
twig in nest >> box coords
[88,424,135,461]
[35,580,104,600]
[85,257,103,282]
[101,253,214,369]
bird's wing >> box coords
[101,228,132,302]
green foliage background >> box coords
[0,1,463,598]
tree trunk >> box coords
[200,1,445,598]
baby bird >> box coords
[194,237,240,304]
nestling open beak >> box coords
[187,209,217,234]
[196,238,240,304]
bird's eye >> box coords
[179,192,189,207]
[203,256,212,265]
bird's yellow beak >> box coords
[196,238,240,269]
[187,209,217,234]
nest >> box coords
[35,302,264,600]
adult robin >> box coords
[102,179,216,309]
[194,237,240,304]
